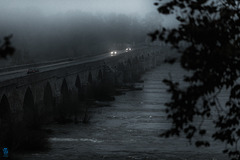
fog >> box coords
[1,0,155,16]
[0,0,165,66]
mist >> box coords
[0,0,164,66]
[1,0,155,16]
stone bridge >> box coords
[0,46,164,125]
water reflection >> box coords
[21,63,228,160]
[49,138,103,143]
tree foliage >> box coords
[0,35,15,59]
[151,0,240,159]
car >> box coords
[110,51,117,56]
[27,68,39,74]
[125,47,132,52]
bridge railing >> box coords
[0,44,160,73]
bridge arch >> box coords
[97,69,103,80]
[135,57,139,63]
[118,62,124,71]
[0,94,11,124]
[127,59,132,65]
[86,72,94,99]
[75,75,84,100]
[75,75,81,89]
[61,79,70,105]
[88,72,93,84]
[43,82,54,113]
[23,87,37,127]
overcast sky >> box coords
[0,0,156,16]
[0,0,178,29]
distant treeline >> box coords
[0,10,160,67]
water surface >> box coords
[22,63,228,160]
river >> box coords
[20,63,228,160]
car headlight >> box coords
[114,51,117,54]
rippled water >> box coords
[21,63,228,160]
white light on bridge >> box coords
[125,47,132,52]
[110,51,117,56]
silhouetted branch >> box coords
[0,35,15,59]
[151,0,240,159]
